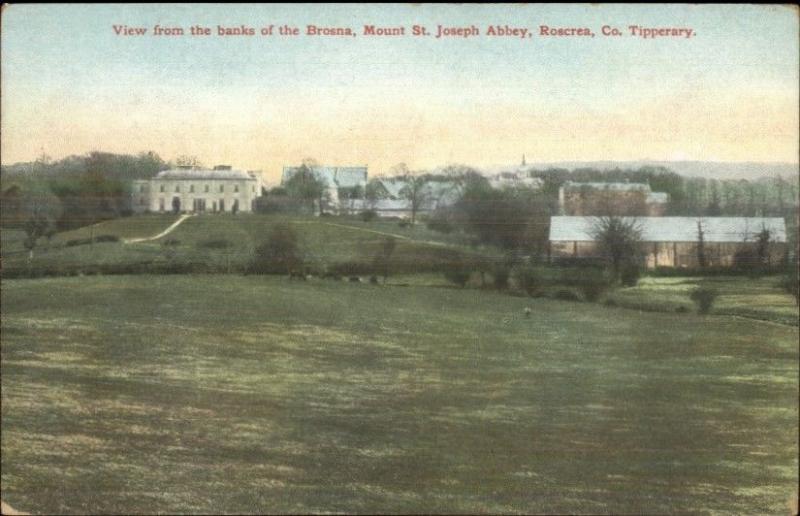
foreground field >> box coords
[1,276,798,514]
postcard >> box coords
[1,4,798,515]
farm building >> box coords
[549,216,787,268]
[281,165,368,212]
[347,179,462,219]
[131,165,263,214]
[558,181,670,216]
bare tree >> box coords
[399,173,430,226]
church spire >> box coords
[521,154,526,167]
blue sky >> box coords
[2,4,797,181]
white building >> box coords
[131,165,262,214]
[281,165,368,212]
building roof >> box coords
[562,181,651,192]
[647,192,670,203]
[282,165,367,189]
[549,216,787,243]
[156,168,255,180]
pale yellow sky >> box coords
[2,4,798,183]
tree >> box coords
[285,161,327,215]
[372,236,397,284]
[399,173,430,226]
[696,219,708,268]
[175,155,202,168]
[590,216,643,280]
[250,224,303,276]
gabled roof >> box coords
[156,168,254,180]
[562,181,651,192]
[549,216,787,243]
[282,166,367,189]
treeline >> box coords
[1,151,169,231]
[529,166,799,217]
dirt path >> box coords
[123,214,193,244]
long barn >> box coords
[549,216,788,268]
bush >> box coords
[162,238,180,247]
[398,220,410,228]
[249,224,303,275]
[690,287,718,314]
[443,264,471,287]
[513,266,538,296]
[360,210,377,222]
[579,280,609,302]
[492,264,510,290]
[65,234,119,247]
[197,238,232,249]
[620,264,641,287]
[781,268,799,305]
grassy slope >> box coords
[1,276,797,514]
[608,276,799,325]
[2,214,476,274]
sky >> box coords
[2,4,798,183]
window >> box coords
[139,185,145,193]
[219,185,224,193]
[159,198,165,211]
[205,184,210,193]
[190,184,195,193]
[175,185,180,193]
[159,185,165,193]
[234,185,239,193]
[252,186,255,193]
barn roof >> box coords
[562,181,651,192]
[550,216,787,243]
[156,168,255,180]
[282,165,367,188]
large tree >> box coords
[399,173,430,226]
[590,216,643,279]
[284,160,327,215]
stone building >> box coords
[549,216,787,268]
[131,165,262,214]
[558,181,669,216]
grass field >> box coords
[606,276,799,326]
[1,275,797,514]
[1,214,478,276]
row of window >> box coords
[139,184,255,194]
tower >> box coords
[521,154,526,167]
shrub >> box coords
[620,264,641,287]
[398,220,410,228]
[250,224,303,275]
[513,266,538,297]
[690,287,718,314]
[443,264,471,288]
[492,264,510,290]
[65,234,119,246]
[360,210,377,222]
[603,298,617,307]
[162,238,180,247]
[781,268,799,305]
[675,306,689,313]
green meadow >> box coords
[1,275,798,514]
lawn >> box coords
[1,275,797,514]
[607,276,799,326]
[1,214,481,276]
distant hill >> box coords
[490,161,799,181]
